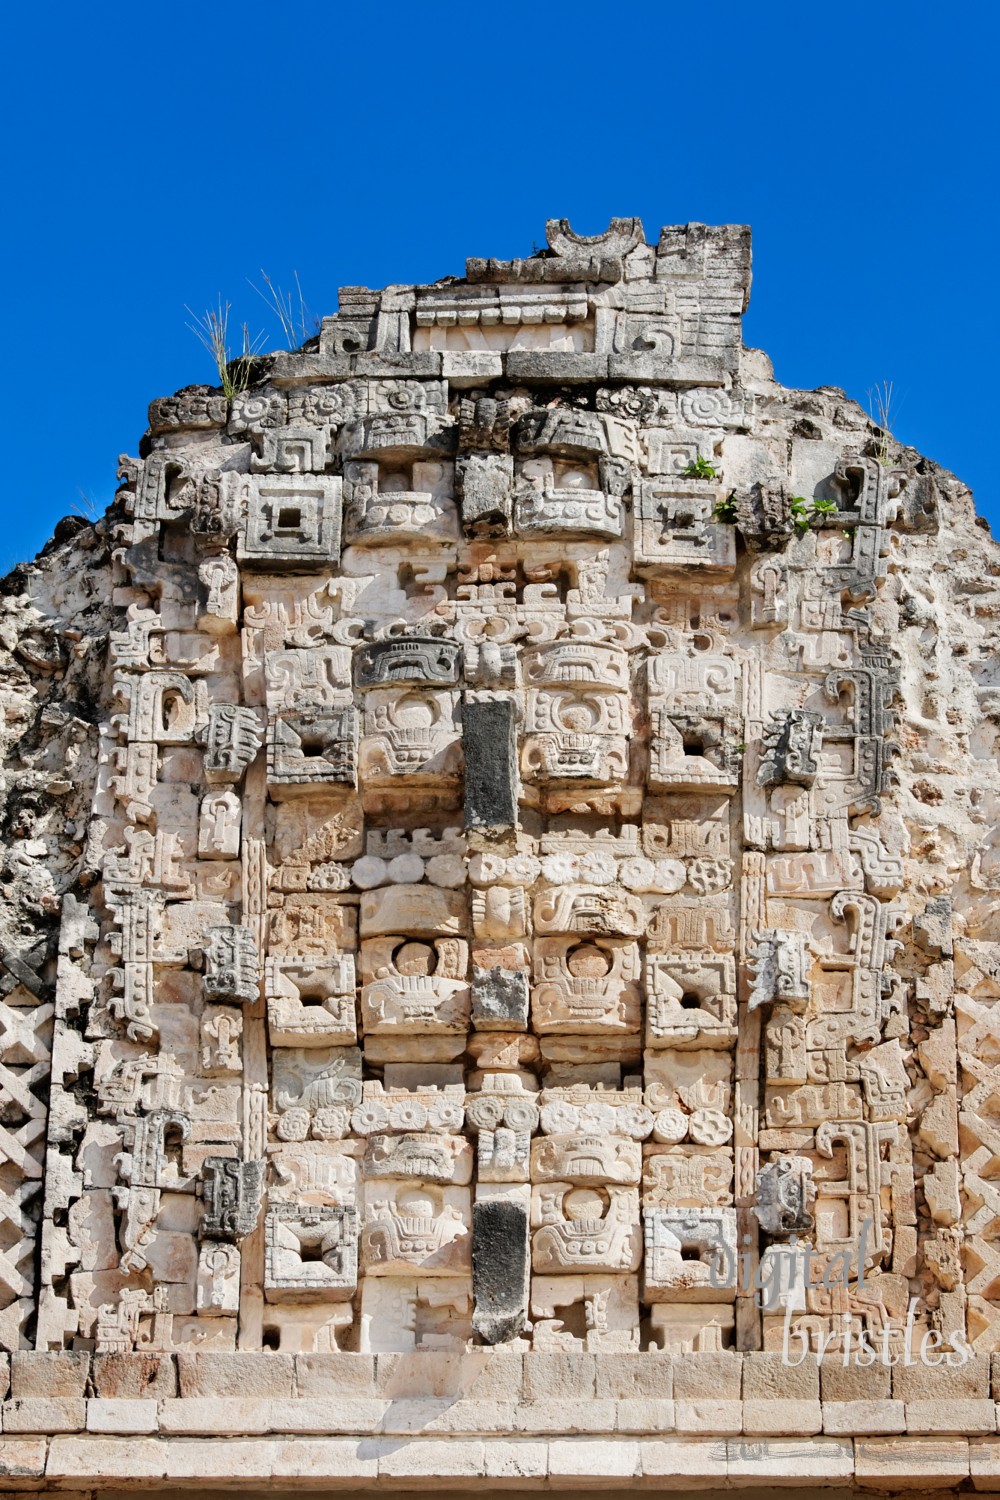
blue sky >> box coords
[1,1,996,570]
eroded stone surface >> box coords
[0,216,996,1431]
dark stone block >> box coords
[457,454,514,538]
[505,351,609,383]
[914,895,954,958]
[472,1197,530,1345]
[608,353,727,383]
[472,966,529,1029]
[351,352,443,378]
[91,1352,178,1398]
[463,698,517,831]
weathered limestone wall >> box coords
[0,520,114,1354]
[2,215,1000,1490]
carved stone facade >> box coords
[0,215,998,1487]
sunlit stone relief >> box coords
[5,215,992,1388]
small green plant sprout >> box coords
[681,455,718,480]
[789,496,811,532]
[711,491,738,524]
[790,495,839,532]
[185,298,267,401]
[867,379,899,467]
[249,270,317,349]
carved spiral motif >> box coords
[276,1108,310,1142]
[465,1096,504,1131]
[388,1101,428,1131]
[312,1106,351,1140]
[652,1108,689,1144]
[231,391,280,427]
[577,1102,616,1133]
[427,1100,465,1132]
[503,1100,540,1132]
[614,1104,656,1140]
[680,389,732,427]
[351,1103,390,1135]
[540,1101,581,1135]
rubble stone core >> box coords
[1,215,999,1492]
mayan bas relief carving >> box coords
[2,212,999,1389]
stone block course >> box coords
[0,1437,47,1478]
[548,1436,640,1478]
[91,1353,177,1399]
[854,1435,971,1485]
[904,1398,996,1434]
[155,1398,273,1435]
[639,1437,729,1482]
[378,1397,515,1435]
[672,1353,742,1400]
[893,1354,990,1400]
[522,1352,597,1402]
[375,1349,522,1400]
[176,1353,295,1400]
[970,1436,1000,1489]
[245,1436,380,1482]
[85,1397,159,1433]
[294,1351,376,1396]
[727,1435,854,1482]
[742,1397,822,1435]
[594,1352,674,1398]
[482,1436,549,1478]
[820,1359,891,1402]
[513,1399,619,1434]
[614,1397,676,1433]
[10,1352,89,1398]
[674,1398,743,1434]
[822,1399,905,1435]
[46,1436,170,1481]
[742,1351,819,1400]
[2,1397,86,1433]
[376,1436,486,1478]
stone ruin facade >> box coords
[2,216,1000,1492]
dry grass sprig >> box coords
[249,270,317,349]
[867,379,900,467]
[185,298,267,400]
[71,488,99,521]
